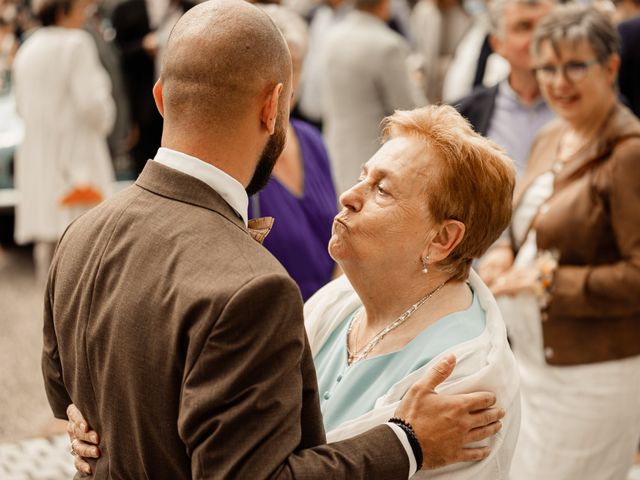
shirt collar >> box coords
[499,79,546,110]
[153,147,249,226]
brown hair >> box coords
[382,105,516,281]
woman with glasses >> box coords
[479,5,640,479]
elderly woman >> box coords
[480,5,640,479]
[12,0,115,283]
[67,105,520,478]
[249,5,338,301]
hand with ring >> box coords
[67,404,101,475]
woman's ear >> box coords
[606,53,621,85]
[423,220,466,264]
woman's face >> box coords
[534,38,618,127]
[329,137,434,272]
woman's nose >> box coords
[339,182,364,212]
[552,66,572,89]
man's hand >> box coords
[67,404,100,475]
[394,354,505,470]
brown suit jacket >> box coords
[42,160,408,478]
[513,104,640,366]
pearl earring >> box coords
[422,255,429,274]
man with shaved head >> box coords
[42,1,504,478]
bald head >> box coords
[160,0,292,131]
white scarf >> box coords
[304,270,521,479]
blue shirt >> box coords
[487,80,556,178]
[314,289,486,432]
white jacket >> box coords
[13,27,115,244]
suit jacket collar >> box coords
[136,160,247,234]
[136,161,276,244]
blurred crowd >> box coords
[1,0,640,476]
[1,0,639,281]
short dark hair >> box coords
[34,0,74,27]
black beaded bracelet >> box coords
[389,417,424,471]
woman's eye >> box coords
[376,184,386,195]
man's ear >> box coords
[153,79,164,117]
[422,220,466,264]
[260,83,283,135]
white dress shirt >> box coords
[153,147,249,226]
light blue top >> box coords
[314,288,486,432]
[487,80,556,178]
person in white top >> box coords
[12,0,115,283]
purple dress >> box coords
[248,119,338,300]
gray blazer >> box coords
[322,10,426,195]
[42,160,408,478]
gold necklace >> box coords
[346,281,447,365]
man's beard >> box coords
[245,119,287,197]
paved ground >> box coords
[0,245,73,478]
[1,245,638,478]
[0,246,66,442]
[0,435,74,479]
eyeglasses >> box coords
[533,60,600,84]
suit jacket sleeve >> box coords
[549,138,640,318]
[42,254,72,420]
[177,273,409,479]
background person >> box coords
[321,0,426,196]
[479,5,640,479]
[12,0,115,284]
[454,0,555,179]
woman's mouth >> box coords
[551,93,580,108]
[333,217,348,232]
